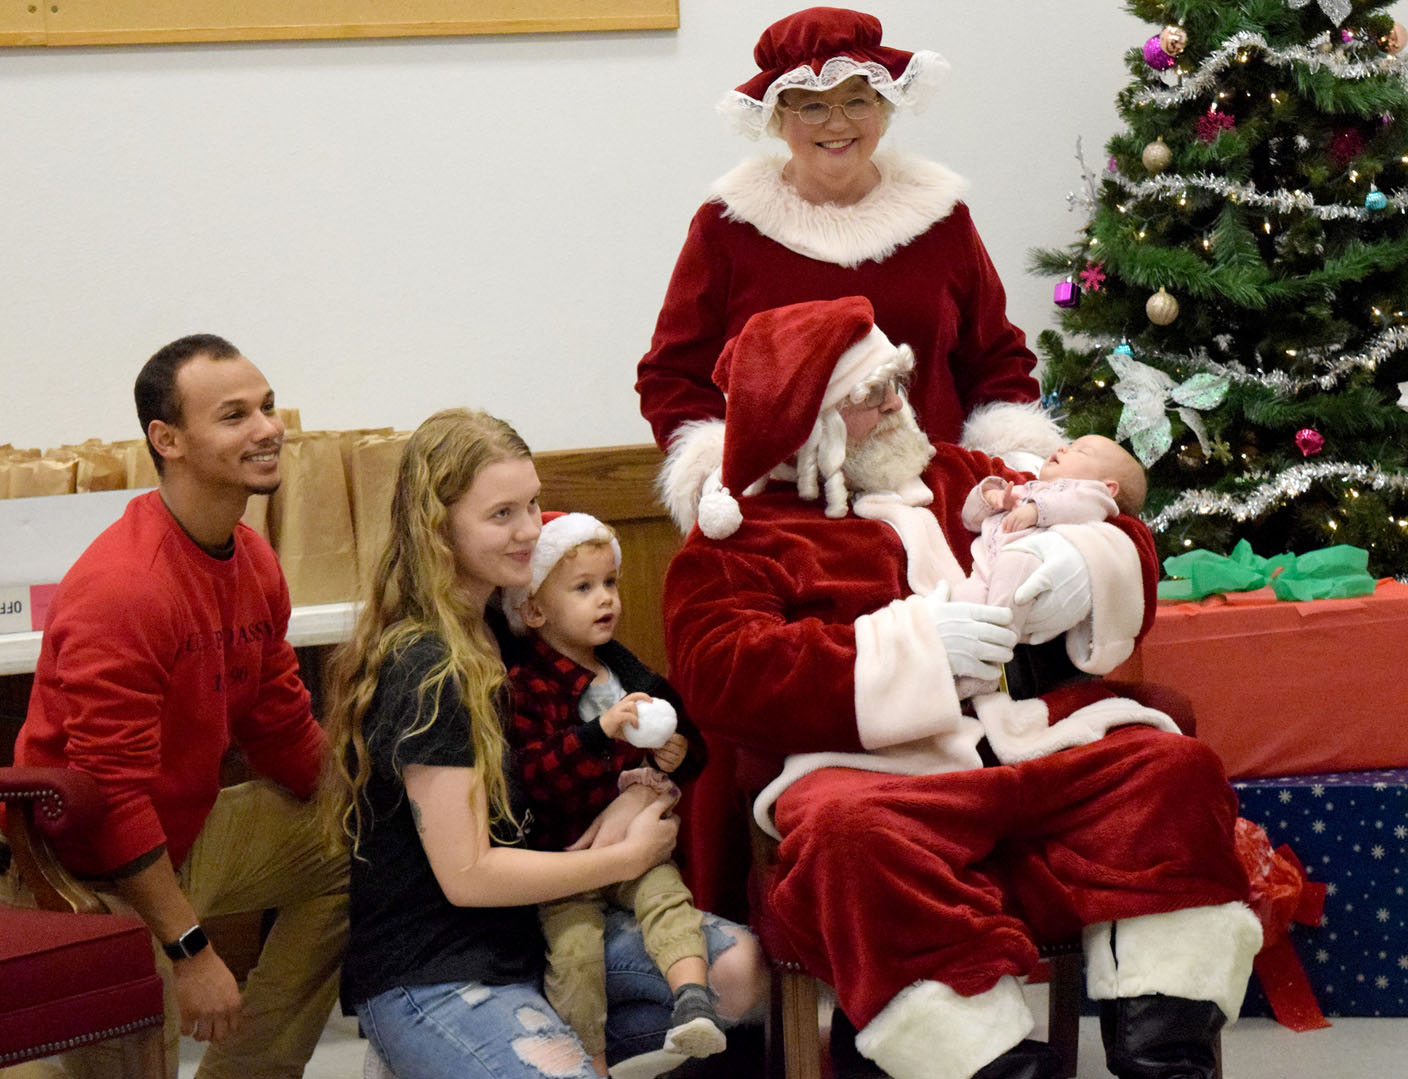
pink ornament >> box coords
[1295,428,1325,457]
[1079,262,1107,292]
[1053,279,1081,309]
[1340,29,1355,45]
[1144,35,1177,70]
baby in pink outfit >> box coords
[954,433,1147,697]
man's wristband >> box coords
[162,924,210,961]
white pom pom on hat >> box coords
[503,510,621,634]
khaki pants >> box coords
[539,861,704,1058]
[3,780,349,1079]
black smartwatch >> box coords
[162,924,210,961]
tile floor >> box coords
[179,983,1408,1077]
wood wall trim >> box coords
[1,2,677,48]
[534,443,667,523]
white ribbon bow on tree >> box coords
[1109,350,1230,466]
[1285,0,1352,27]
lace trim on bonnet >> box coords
[719,53,950,140]
[710,150,968,268]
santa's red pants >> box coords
[769,726,1249,1028]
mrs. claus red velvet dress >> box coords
[636,151,1051,470]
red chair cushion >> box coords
[0,906,164,1064]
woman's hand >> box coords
[622,794,679,875]
[599,692,653,740]
[565,783,656,850]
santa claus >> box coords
[662,296,1259,1079]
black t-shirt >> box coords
[340,631,543,1012]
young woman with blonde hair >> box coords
[320,408,763,1078]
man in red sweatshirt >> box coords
[13,334,346,1078]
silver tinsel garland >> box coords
[1105,171,1408,219]
[1146,460,1408,533]
[1079,325,1408,393]
[1130,30,1406,109]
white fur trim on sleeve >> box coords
[1084,902,1264,1023]
[657,419,725,533]
[854,975,1033,1079]
[959,401,1064,468]
[1050,521,1145,674]
[854,594,963,750]
[974,693,1181,765]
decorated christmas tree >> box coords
[1031,0,1408,576]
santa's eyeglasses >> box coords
[846,375,907,410]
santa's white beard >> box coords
[841,406,936,495]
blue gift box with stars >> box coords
[1233,769,1408,1017]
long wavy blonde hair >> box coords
[319,408,532,855]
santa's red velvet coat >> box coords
[663,444,1249,1026]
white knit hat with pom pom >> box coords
[502,511,621,634]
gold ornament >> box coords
[1177,442,1204,470]
[1385,22,1407,55]
[1146,287,1180,326]
[1142,137,1173,174]
[1160,26,1188,57]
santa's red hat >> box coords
[503,510,621,633]
[720,7,949,138]
[696,296,914,539]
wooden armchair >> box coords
[0,766,166,1077]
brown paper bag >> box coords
[268,432,359,607]
[0,447,40,500]
[346,431,410,586]
[335,428,393,512]
[241,494,271,542]
[71,444,127,493]
[111,439,160,490]
[277,407,302,433]
[10,455,77,498]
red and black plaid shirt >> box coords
[508,636,704,851]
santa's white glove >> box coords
[1008,531,1092,644]
[923,581,1017,683]
[623,698,677,749]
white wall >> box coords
[3,2,1182,453]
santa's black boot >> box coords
[1099,994,1225,1079]
[969,1039,1063,1079]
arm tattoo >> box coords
[410,798,425,835]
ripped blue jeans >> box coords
[358,909,742,1078]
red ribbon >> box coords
[1235,817,1331,1031]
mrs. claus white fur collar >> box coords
[710,149,968,268]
